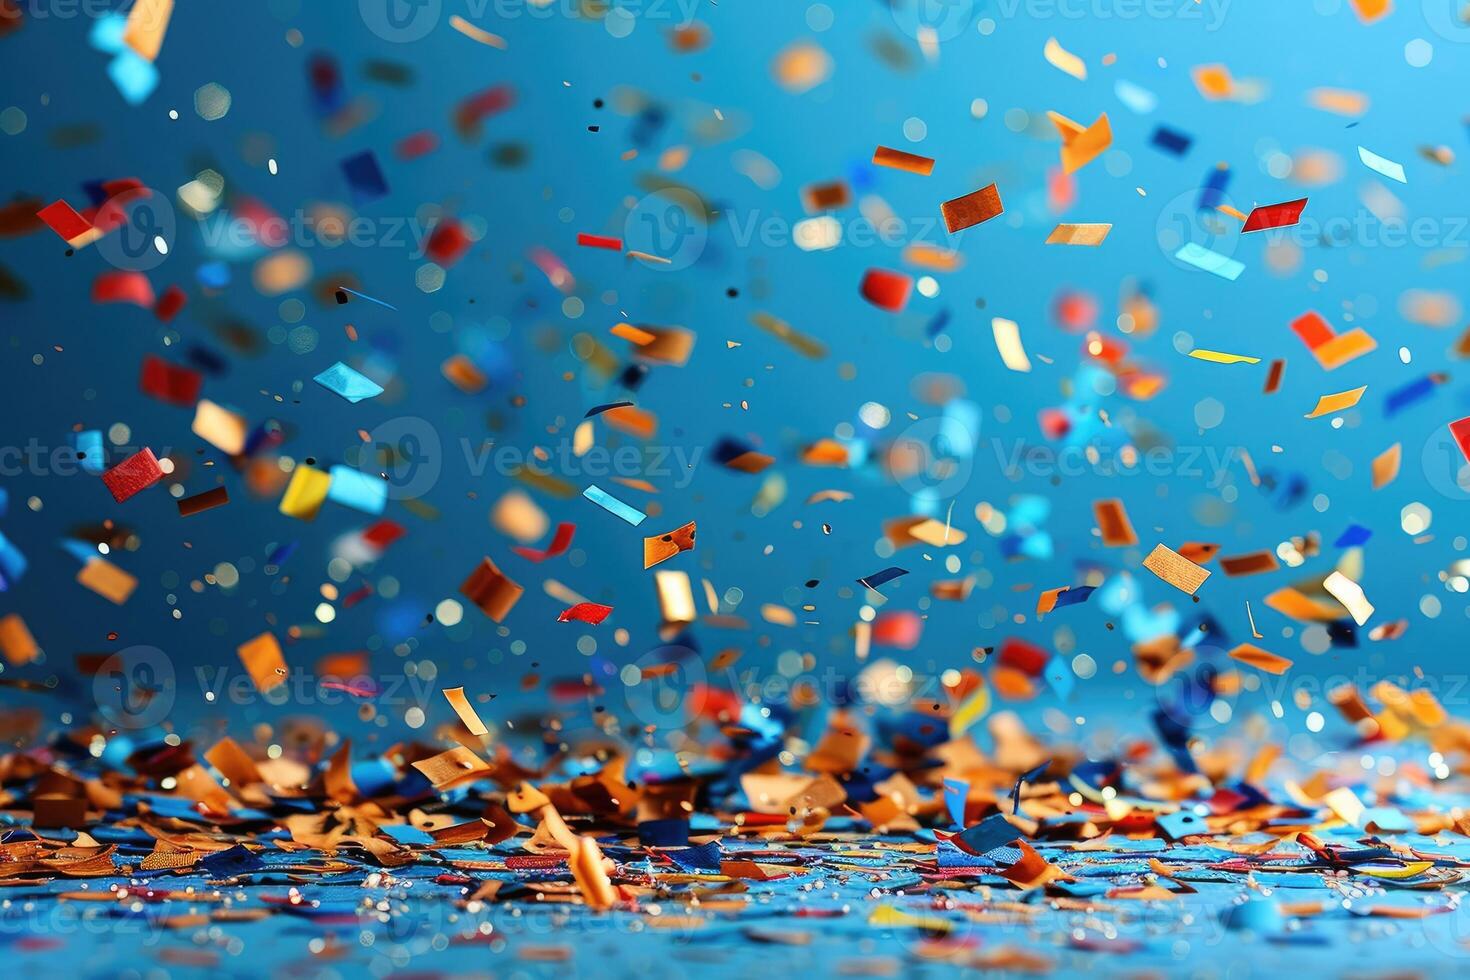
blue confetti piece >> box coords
[1175,242,1244,280]
[89,12,128,53]
[857,566,908,591]
[340,150,389,205]
[1335,524,1372,548]
[1150,125,1192,156]
[107,51,160,106]
[327,465,388,515]
[74,429,105,473]
[583,484,647,526]
[1045,655,1075,701]
[1383,373,1441,417]
[314,361,384,403]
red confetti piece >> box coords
[425,219,472,267]
[859,268,912,312]
[154,285,187,322]
[512,522,575,562]
[1449,417,1470,464]
[577,233,623,250]
[557,602,613,625]
[139,354,203,406]
[395,130,440,160]
[1241,197,1308,233]
[92,271,155,308]
[36,200,91,242]
[102,448,164,503]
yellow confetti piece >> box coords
[1142,543,1211,595]
[1043,37,1087,81]
[279,464,331,521]
[448,14,507,49]
[1188,349,1261,365]
[1304,385,1367,418]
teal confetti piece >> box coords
[1175,242,1244,281]
[327,465,387,515]
[314,362,384,403]
[583,484,646,526]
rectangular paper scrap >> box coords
[1142,543,1211,595]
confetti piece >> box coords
[512,522,576,563]
[557,602,614,625]
[991,317,1032,373]
[460,557,524,622]
[1323,571,1374,626]
[1045,222,1111,246]
[1372,443,1402,489]
[1188,349,1260,365]
[278,464,332,521]
[871,146,935,176]
[1241,198,1307,233]
[1358,145,1407,183]
[1174,242,1244,280]
[236,632,287,693]
[582,484,647,526]
[1048,111,1112,173]
[939,184,1003,234]
[1093,498,1137,547]
[643,521,696,569]
[448,14,507,49]
[858,566,909,592]
[313,362,384,403]
[1305,385,1367,418]
[442,687,489,736]
[1042,37,1087,80]
[859,268,913,312]
[1142,543,1211,595]
[1264,358,1286,394]
[77,557,137,605]
[102,448,164,503]
[177,486,228,517]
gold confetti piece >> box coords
[1093,498,1137,547]
[1042,37,1087,80]
[570,836,617,910]
[1323,570,1375,626]
[655,570,698,624]
[939,184,1003,234]
[191,399,248,455]
[449,14,507,48]
[77,557,137,605]
[761,603,797,627]
[750,311,828,358]
[122,0,173,61]
[643,520,696,568]
[1229,643,1292,675]
[611,322,657,346]
[1188,349,1261,365]
[806,489,853,504]
[872,146,935,176]
[0,614,39,665]
[904,518,966,548]
[772,40,833,94]
[1372,443,1401,489]
[411,745,494,789]
[460,557,524,622]
[1142,544,1211,595]
[442,687,489,736]
[236,632,287,693]
[624,250,671,265]
[1307,87,1369,117]
[991,317,1032,373]
[442,353,489,393]
[1048,110,1111,173]
[1045,222,1112,246]
[1215,204,1250,222]
[1304,385,1367,418]
[1264,586,1342,622]
[1246,600,1263,639]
